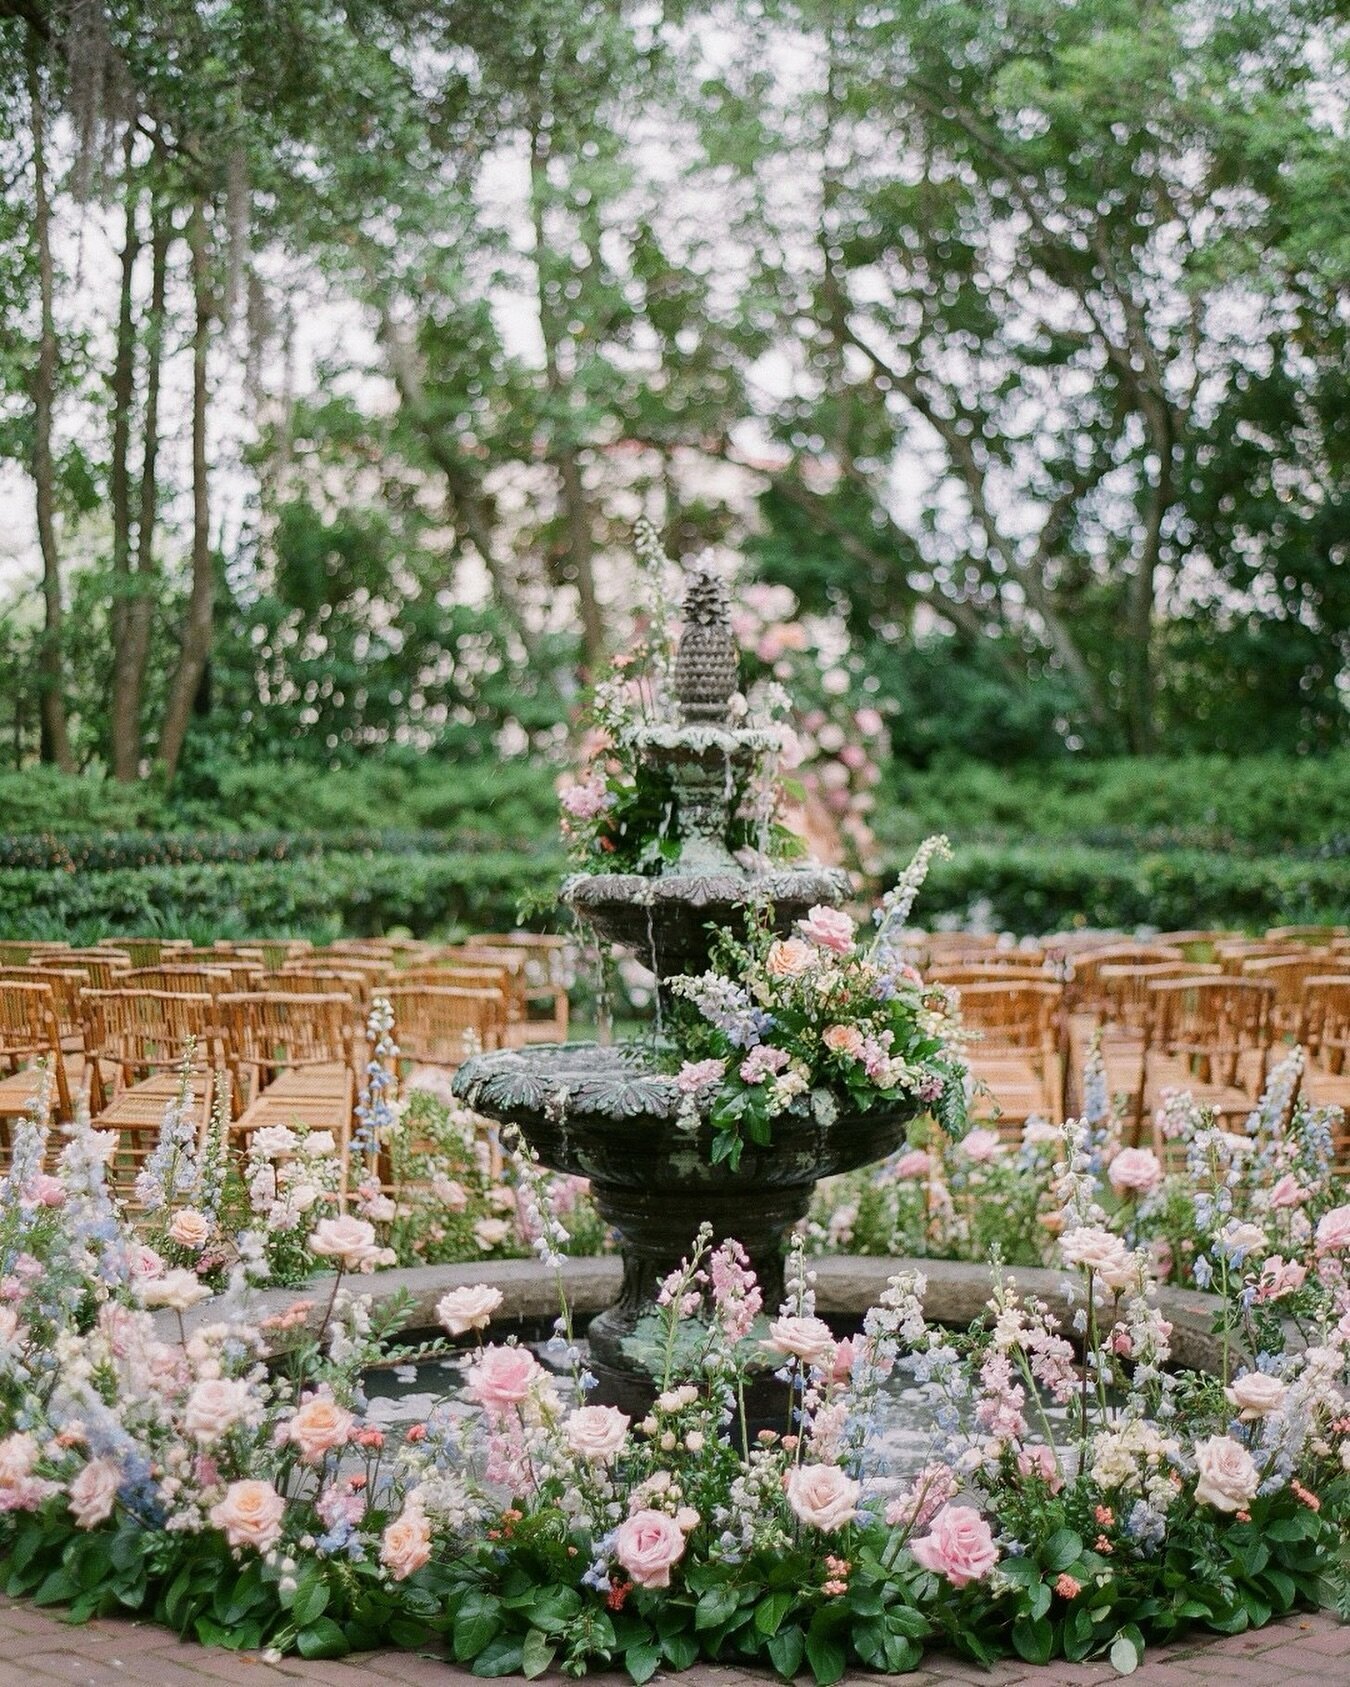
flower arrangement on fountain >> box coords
[666,838,968,1168]
[1,1096,1346,1679]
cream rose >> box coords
[1223,1372,1287,1421]
[167,1208,211,1250]
[785,1463,860,1532]
[473,1217,513,1251]
[614,1508,687,1588]
[565,1405,630,1462]
[68,1457,120,1529]
[209,1479,286,1552]
[381,1504,433,1579]
[1193,1435,1260,1512]
[436,1285,503,1337]
[764,1315,836,1369]
[184,1377,254,1443]
[308,1215,381,1270]
[287,1394,355,1462]
[137,1268,212,1312]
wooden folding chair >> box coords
[82,989,218,1192]
[30,948,132,988]
[221,992,356,1161]
[123,965,235,1002]
[951,979,1065,1139]
[1297,975,1350,1170]
[1141,977,1274,1142]
[1091,962,1222,1125]
[383,985,508,1071]
[0,982,74,1151]
[276,967,373,1008]
[1241,952,1335,1037]
[459,939,569,1043]
[1214,939,1303,976]
[931,962,1052,987]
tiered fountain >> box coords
[454,566,924,1412]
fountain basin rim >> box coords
[627,722,784,755]
[560,862,851,912]
[154,1254,1231,1375]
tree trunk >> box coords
[528,116,604,669]
[108,122,140,779]
[158,193,213,784]
[1122,411,1174,755]
[114,180,171,780]
[27,33,74,772]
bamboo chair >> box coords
[1141,977,1274,1138]
[30,948,132,989]
[96,936,193,968]
[458,941,569,1043]
[275,967,373,1009]
[931,962,1052,987]
[383,985,509,1071]
[184,949,267,991]
[1297,976,1350,1168]
[81,989,219,1192]
[1091,962,1222,1125]
[221,992,356,1160]
[1151,930,1233,962]
[0,966,89,1094]
[1266,924,1345,946]
[0,982,74,1148]
[951,980,1065,1139]
[1241,952,1335,1037]
[123,965,235,1003]
[1214,939,1303,976]
[0,941,55,965]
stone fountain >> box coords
[453,565,924,1413]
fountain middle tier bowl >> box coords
[560,862,851,980]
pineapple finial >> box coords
[674,567,738,722]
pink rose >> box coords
[1256,1254,1307,1301]
[129,1244,165,1279]
[1269,1174,1308,1209]
[1224,1372,1287,1421]
[308,1215,382,1270]
[68,1457,120,1528]
[1059,1226,1133,1286]
[466,1344,543,1413]
[910,1505,999,1586]
[209,1479,286,1552]
[1314,1205,1350,1253]
[473,1217,512,1251]
[436,1285,503,1337]
[1193,1435,1260,1512]
[830,1338,857,1385]
[431,1176,469,1212]
[822,1024,865,1059]
[764,1315,836,1369]
[615,1508,687,1588]
[287,1394,356,1462]
[676,1058,725,1094]
[798,906,855,955]
[168,1208,211,1249]
[891,1148,931,1179]
[26,1174,64,1208]
[381,1504,433,1579]
[1108,1148,1162,1195]
[184,1377,254,1443]
[1016,1445,1063,1493]
[959,1128,1003,1163]
[565,1405,631,1462]
[785,1463,860,1532]
[764,938,815,980]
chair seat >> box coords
[0,1065,59,1119]
[93,1071,215,1193]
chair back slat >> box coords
[384,985,507,1069]
[1145,977,1274,1087]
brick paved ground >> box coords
[0,1599,1343,1687]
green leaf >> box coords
[1044,1529,1084,1573]
[804,1629,845,1686]
[1110,1634,1139,1675]
[454,1592,503,1661]
[625,1642,661,1684]
[695,1585,741,1631]
[473,1635,526,1677]
[521,1628,556,1680]
[291,1575,330,1629]
[662,1630,699,1670]
[296,1617,349,1660]
[755,1590,795,1636]
[767,1625,805,1679]
[1012,1615,1053,1666]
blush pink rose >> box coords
[959,1128,1003,1163]
[381,1504,433,1579]
[764,1315,836,1369]
[822,1024,865,1058]
[287,1395,356,1462]
[785,1463,860,1532]
[308,1215,381,1270]
[436,1285,503,1336]
[614,1508,687,1588]
[209,1479,286,1552]
[764,938,815,980]
[466,1344,542,1413]
[1108,1147,1162,1195]
[565,1405,630,1462]
[184,1377,254,1443]
[1016,1445,1063,1493]
[68,1457,120,1528]
[1256,1254,1307,1301]
[168,1208,211,1249]
[910,1505,999,1586]
[1269,1174,1308,1209]
[798,906,855,954]
[891,1148,931,1179]
[1314,1204,1350,1253]
[1224,1372,1287,1421]
[1193,1435,1260,1512]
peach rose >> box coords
[565,1405,631,1462]
[1059,1226,1133,1288]
[184,1377,254,1443]
[798,906,855,954]
[68,1457,120,1528]
[288,1394,355,1462]
[308,1215,381,1270]
[910,1505,999,1586]
[466,1344,542,1413]
[764,1315,836,1369]
[168,1208,211,1250]
[1193,1435,1260,1512]
[822,1024,865,1058]
[785,1463,860,1532]
[1224,1372,1287,1421]
[1108,1148,1162,1195]
[1314,1204,1350,1253]
[209,1479,286,1552]
[436,1285,503,1337]
[381,1504,433,1579]
[765,938,815,980]
[614,1508,687,1588]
